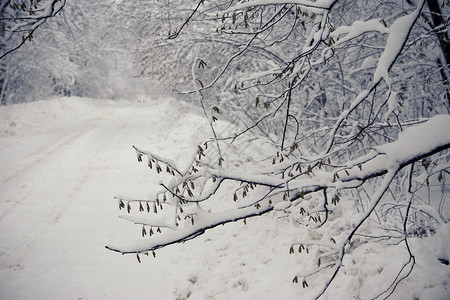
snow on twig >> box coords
[223,0,338,14]
[108,116,450,256]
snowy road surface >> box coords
[0,97,448,300]
[0,97,219,299]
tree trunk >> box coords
[427,0,450,66]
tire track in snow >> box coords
[0,99,216,300]
[0,112,111,188]
[0,105,130,270]
[0,100,185,274]
[0,112,110,220]
[45,106,141,225]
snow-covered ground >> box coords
[0,97,448,299]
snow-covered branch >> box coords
[0,0,66,60]
[223,0,338,14]
[107,115,450,255]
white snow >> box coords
[274,201,291,211]
[373,1,423,84]
[375,114,450,165]
[0,97,448,299]
[330,19,390,46]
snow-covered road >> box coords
[0,97,215,299]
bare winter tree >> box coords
[107,0,449,298]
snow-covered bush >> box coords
[108,0,449,298]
